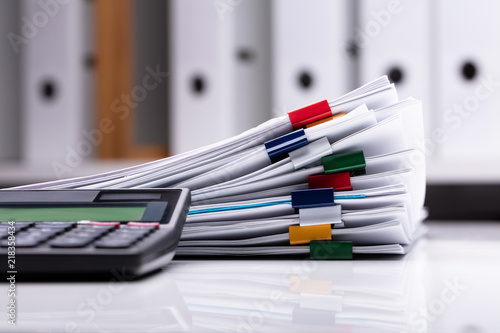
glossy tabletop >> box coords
[1,221,499,333]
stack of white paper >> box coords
[13,76,427,258]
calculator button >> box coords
[34,225,73,231]
[16,236,46,244]
[77,225,117,232]
[107,231,140,238]
[120,226,155,235]
[50,237,94,248]
[64,230,102,240]
[114,231,150,240]
[110,233,147,243]
[25,231,59,240]
[105,233,142,243]
[126,222,160,229]
[73,229,109,238]
[94,238,135,248]
[33,228,65,236]
[1,238,41,248]
[36,222,77,230]
[0,222,33,232]
[17,239,44,247]
[0,229,9,239]
[87,221,121,228]
[9,222,35,228]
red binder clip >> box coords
[288,100,332,130]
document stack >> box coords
[14,76,427,259]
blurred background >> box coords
[0,0,499,219]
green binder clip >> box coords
[321,150,365,176]
[310,241,353,260]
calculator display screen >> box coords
[0,206,147,222]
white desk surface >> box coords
[1,221,499,333]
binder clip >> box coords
[287,99,332,130]
[308,172,352,191]
[265,129,309,163]
[310,241,353,260]
[291,188,335,209]
[322,150,366,176]
[289,224,332,245]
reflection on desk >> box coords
[1,221,500,332]
[169,250,425,333]
[0,274,191,332]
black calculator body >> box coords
[0,188,190,279]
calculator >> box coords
[0,188,190,279]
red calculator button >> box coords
[88,221,121,228]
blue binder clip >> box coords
[291,188,335,209]
[264,129,309,163]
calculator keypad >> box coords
[94,226,155,248]
[0,222,160,249]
